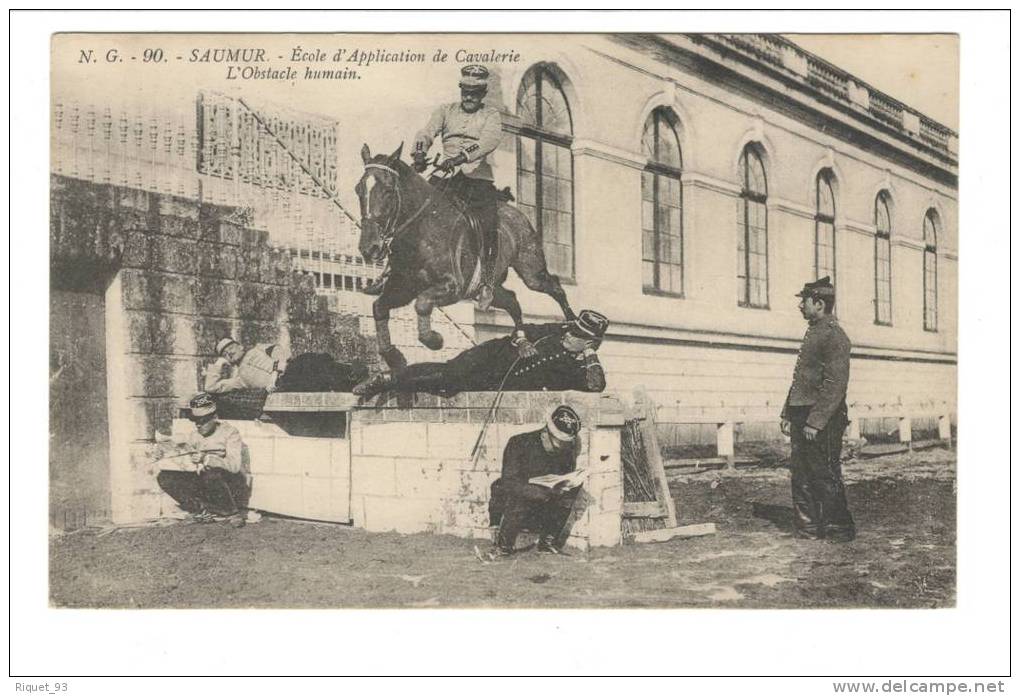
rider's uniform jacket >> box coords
[414,102,503,181]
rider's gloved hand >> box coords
[412,150,428,173]
[437,152,467,172]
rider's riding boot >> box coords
[476,206,498,311]
[361,263,390,296]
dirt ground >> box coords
[49,448,955,609]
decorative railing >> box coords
[805,56,850,102]
[701,34,956,158]
[919,117,953,152]
[718,34,784,67]
[868,91,905,129]
[52,92,361,265]
[51,89,476,356]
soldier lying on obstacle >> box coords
[204,336,369,419]
[354,309,608,398]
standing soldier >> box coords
[780,277,855,542]
[363,64,505,310]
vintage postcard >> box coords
[48,31,958,613]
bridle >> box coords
[362,162,404,254]
[362,161,445,255]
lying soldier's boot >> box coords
[476,284,494,311]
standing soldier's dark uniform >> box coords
[781,277,855,542]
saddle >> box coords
[433,178,515,294]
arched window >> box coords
[641,108,684,296]
[516,65,574,280]
[737,145,768,307]
[874,193,893,325]
[815,170,837,285]
[923,209,939,331]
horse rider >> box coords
[363,64,505,311]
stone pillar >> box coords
[104,272,133,523]
[902,111,921,135]
[781,44,809,77]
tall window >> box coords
[641,108,684,296]
[874,193,893,325]
[923,209,939,331]
[815,170,837,285]
[516,65,574,280]
[737,145,768,307]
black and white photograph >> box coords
[47,30,959,609]
[9,9,1012,684]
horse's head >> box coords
[356,143,405,263]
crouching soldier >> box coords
[486,406,584,558]
[157,393,249,527]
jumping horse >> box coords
[355,143,575,371]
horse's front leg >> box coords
[374,286,414,373]
[489,285,537,358]
[414,279,459,351]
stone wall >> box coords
[349,391,626,549]
[50,175,377,523]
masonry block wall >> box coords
[50,175,378,523]
[349,391,625,549]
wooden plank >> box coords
[633,523,716,543]
[622,501,668,519]
[633,385,678,527]
[664,457,756,469]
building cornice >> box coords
[682,171,741,197]
[611,34,957,189]
[570,138,646,170]
[770,198,815,220]
[477,311,957,365]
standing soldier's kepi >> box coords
[363,64,505,310]
[780,277,855,542]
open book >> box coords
[528,469,587,490]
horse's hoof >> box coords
[420,330,444,351]
[380,347,407,372]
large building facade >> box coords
[49,33,956,526]
[477,34,957,431]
